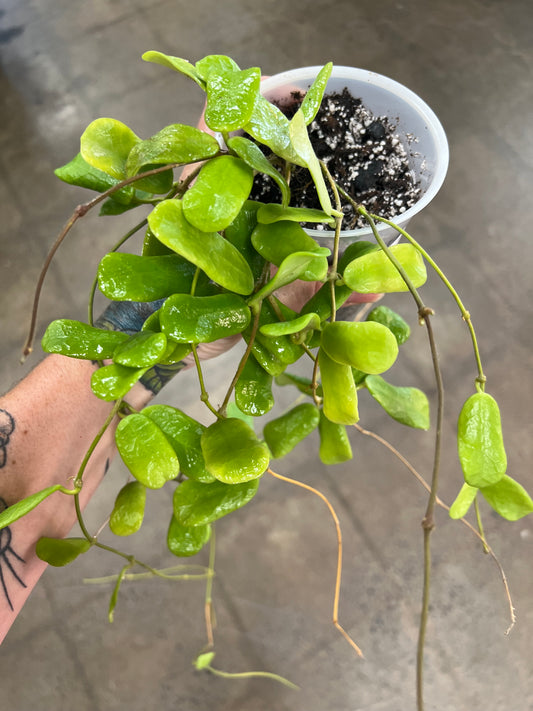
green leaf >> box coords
[365,375,430,429]
[160,293,251,344]
[98,252,198,301]
[143,404,214,483]
[343,244,427,293]
[148,199,254,295]
[449,483,478,520]
[259,312,321,338]
[91,364,149,401]
[263,403,319,459]
[42,319,129,359]
[98,196,142,215]
[224,200,265,281]
[244,95,303,165]
[480,475,533,521]
[275,372,320,399]
[109,481,146,536]
[201,418,270,484]
[183,156,254,232]
[116,413,180,489]
[196,55,240,80]
[0,485,66,530]
[321,321,399,375]
[318,410,353,465]
[113,332,167,368]
[173,478,260,526]
[205,67,261,131]
[142,51,206,89]
[167,516,211,557]
[108,564,129,623]
[457,392,507,488]
[35,537,91,567]
[244,300,304,366]
[226,400,255,427]
[125,124,220,179]
[54,153,134,203]
[300,62,333,124]
[366,305,411,345]
[257,204,335,226]
[227,136,290,207]
[249,251,329,306]
[235,356,274,417]
[194,652,216,670]
[289,108,336,217]
[318,348,359,425]
[80,118,140,180]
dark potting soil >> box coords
[249,88,421,230]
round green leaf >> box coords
[80,118,140,180]
[167,516,211,557]
[148,199,254,295]
[235,356,274,417]
[113,332,167,367]
[91,363,149,401]
[183,156,254,232]
[457,392,507,488]
[109,481,146,536]
[173,477,260,526]
[480,475,533,521]
[318,410,353,465]
[35,537,91,567]
[251,221,330,279]
[42,319,129,360]
[142,51,206,88]
[343,243,427,293]
[205,67,261,131]
[160,293,251,344]
[115,413,180,489]
[318,348,359,425]
[321,321,399,375]
[143,404,214,483]
[201,418,270,484]
[365,375,430,429]
[366,305,411,345]
[196,55,240,80]
[54,153,134,203]
[263,403,319,459]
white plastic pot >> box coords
[259,66,449,246]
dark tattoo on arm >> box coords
[0,409,15,469]
[0,498,27,611]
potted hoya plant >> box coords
[2,52,532,709]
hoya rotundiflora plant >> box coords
[2,52,533,709]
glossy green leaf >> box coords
[257,204,335,226]
[227,136,290,207]
[263,403,319,459]
[249,251,329,306]
[449,483,478,520]
[80,118,140,180]
[183,156,254,232]
[116,413,180,489]
[54,153,134,204]
[224,200,265,281]
[318,410,353,465]
[98,252,197,301]
[142,227,174,256]
[366,305,411,345]
[167,516,212,557]
[91,363,149,401]
[126,124,220,179]
[201,418,270,484]
[226,401,254,427]
[244,94,303,166]
[143,404,214,483]
[321,321,399,375]
[318,348,359,425]
[160,293,251,344]
[173,477,260,526]
[289,108,336,217]
[109,481,146,536]
[243,338,286,377]
[245,300,304,366]
[35,537,91,567]
[300,62,333,124]
[343,244,427,293]
[259,312,321,338]
[148,199,254,295]
[42,319,129,359]
[337,241,381,271]
[142,51,206,89]
[457,392,507,488]
[0,485,65,530]
[480,475,533,521]
[112,332,167,368]
[275,372,321,399]
[235,355,274,417]
[98,195,142,215]
[365,375,430,429]
[196,54,240,80]
[205,67,261,131]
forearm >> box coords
[0,354,153,641]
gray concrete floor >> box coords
[1,1,533,709]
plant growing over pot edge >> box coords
[2,52,533,709]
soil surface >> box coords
[249,88,421,230]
